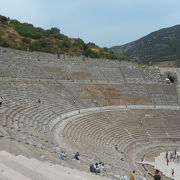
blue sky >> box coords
[0,0,180,47]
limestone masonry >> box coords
[0,47,180,180]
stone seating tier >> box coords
[61,109,180,156]
[0,47,180,179]
[0,47,167,84]
[0,151,111,180]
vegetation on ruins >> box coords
[0,15,128,60]
[110,24,180,65]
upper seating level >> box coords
[0,47,167,84]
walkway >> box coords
[155,152,180,180]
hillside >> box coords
[0,15,127,60]
[110,25,180,66]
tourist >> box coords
[90,164,95,173]
[154,170,161,180]
[90,163,100,174]
[120,175,128,180]
[0,96,3,107]
[98,162,106,172]
[166,151,168,159]
[165,77,170,84]
[37,98,41,103]
[94,163,100,173]
[98,162,102,170]
[101,163,106,172]
[166,158,169,166]
[60,151,68,160]
[73,99,76,104]
[130,171,135,180]
[121,157,124,161]
[171,169,174,177]
[74,152,80,160]
[140,120,143,126]
[115,144,118,150]
[57,53,60,59]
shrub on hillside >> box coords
[14,23,44,39]
[73,38,85,49]
[0,15,8,23]
[61,40,72,49]
[29,41,42,51]
[87,42,98,48]
[22,37,31,44]
[84,48,100,58]
[0,38,9,47]
[107,52,128,60]
[46,27,60,35]
[39,38,47,48]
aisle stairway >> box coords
[0,151,110,180]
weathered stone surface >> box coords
[0,125,9,137]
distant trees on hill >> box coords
[110,24,180,64]
[0,15,128,60]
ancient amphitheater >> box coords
[0,47,180,180]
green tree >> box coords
[0,15,8,23]
[46,27,60,35]
[0,38,9,47]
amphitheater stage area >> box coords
[0,47,180,179]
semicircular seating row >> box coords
[61,109,180,161]
[0,81,179,138]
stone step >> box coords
[0,160,32,180]
[0,151,50,180]
[0,151,110,180]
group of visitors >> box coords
[120,170,161,180]
[60,151,80,161]
[169,150,180,164]
[123,170,161,180]
[90,162,106,174]
[165,150,177,177]
[120,171,148,180]
[60,149,162,180]
[60,150,107,175]
[166,150,179,164]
